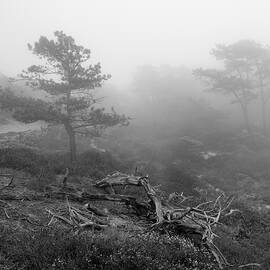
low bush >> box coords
[216,201,270,269]
[0,147,128,180]
[0,147,48,175]
[0,227,218,270]
[49,150,129,179]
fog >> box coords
[2,0,270,84]
[2,2,270,266]
[0,1,266,123]
[0,0,270,139]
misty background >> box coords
[1,0,270,135]
[0,0,269,167]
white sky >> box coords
[1,0,270,85]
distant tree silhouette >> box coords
[194,40,270,135]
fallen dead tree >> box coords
[95,172,234,269]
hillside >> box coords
[0,166,219,270]
[0,144,269,269]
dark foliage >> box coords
[0,147,127,180]
[216,202,270,268]
[0,147,49,175]
[0,227,217,270]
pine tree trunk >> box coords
[258,75,268,136]
[241,104,251,134]
[64,122,77,163]
[262,101,267,136]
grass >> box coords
[0,227,218,270]
[1,140,270,269]
[215,201,270,269]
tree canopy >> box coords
[194,40,270,134]
[0,31,129,161]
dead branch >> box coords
[0,175,15,191]
[238,263,261,268]
[62,168,69,187]
[167,192,193,205]
[46,200,109,234]
[3,208,10,219]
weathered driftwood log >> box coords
[61,190,148,215]
[95,172,164,222]
[96,172,142,188]
[139,177,164,223]
[95,171,233,269]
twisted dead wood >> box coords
[95,171,234,269]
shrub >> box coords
[0,147,128,180]
[0,227,218,270]
[0,147,48,175]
